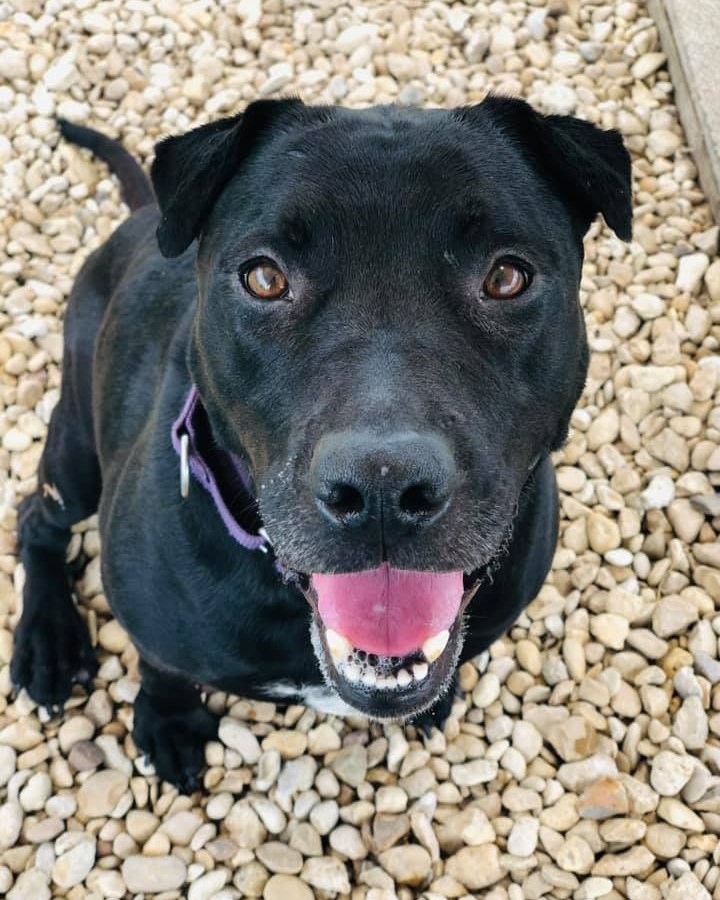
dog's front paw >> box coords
[132,691,218,793]
[11,594,97,712]
[408,670,462,737]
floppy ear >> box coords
[151,98,304,258]
[465,95,633,241]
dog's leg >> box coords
[11,415,101,711]
[132,658,218,793]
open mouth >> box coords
[286,563,483,719]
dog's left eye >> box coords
[241,258,290,301]
[483,258,531,299]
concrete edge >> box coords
[647,0,720,225]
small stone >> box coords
[0,746,16,787]
[77,770,128,818]
[263,874,314,900]
[0,48,28,79]
[336,24,379,55]
[663,873,711,900]
[632,52,666,79]
[51,838,96,889]
[375,786,407,814]
[472,672,501,707]
[490,26,515,54]
[0,802,23,851]
[97,619,129,653]
[262,730,307,759]
[547,717,598,763]
[653,595,698,638]
[7,869,51,900]
[645,823,686,858]
[257,841,304,874]
[516,639,542,675]
[672,695,708,750]
[219,717,262,763]
[450,758,498,786]
[705,259,720,302]
[668,502,704,546]
[19,772,51,811]
[329,825,367,861]
[507,816,539,856]
[541,83,577,115]
[640,474,675,510]
[126,809,159,843]
[307,723,341,755]
[556,835,594,874]
[378,845,431,886]
[587,407,620,449]
[188,870,228,900]
[650,751,695,796]
[587,513,621,553]
[577,777,629,819]
[329,744,367,787]
[121,855,187,893]
[557,755,618,792]
[58,716,95,754]
[647,129,681,158]
[69,741,104,772]
[300,857,351,894]
[657,797,704,831]
[465,30,490,64]
[676,252,710,293]
[592,846,654,876]
[445,845,505,891]
[590,613,629,650]
[160,810,203,846]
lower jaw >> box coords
[306,577,483,720]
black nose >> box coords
[310,430,455,534]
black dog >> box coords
[11,96,631,790]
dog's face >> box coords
[152,97,631,718]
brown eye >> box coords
[483,259,531,299]
[242,259,289,300]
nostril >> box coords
[398,482,446,520]
[320,483,366,519]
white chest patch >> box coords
[262,680,356,717]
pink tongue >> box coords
[312,564,464,657]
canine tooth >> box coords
[397,668,412,688]
[421,629,450,663]
[343,663,361,683]
[326,628,352,662]
[412,662,428,681]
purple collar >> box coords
[171,387,270,553]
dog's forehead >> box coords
[242,107,556,236]
[276,108,512,190]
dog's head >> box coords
[151,96,631,718]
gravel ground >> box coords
[2,1,720,898]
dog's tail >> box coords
[58,118,155,212]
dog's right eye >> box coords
[241,258,290,301]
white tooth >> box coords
[397,668,412,688]
[343,663,361,683]
[422,630,450,663]
[326,628,352,663]
[361,670,377,687]
[412,662,428,681]
[385,674,398,689]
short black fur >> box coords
[12,95,632,790]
